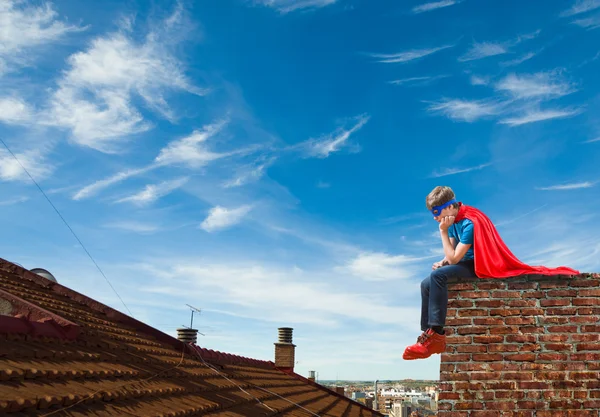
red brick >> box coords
[438,402,453,411]
[437,413,468,417]
[578,288,600,297]
[506,334,536,343]
[571,279,600,287]
[570,353,600,361]
[553,380,585,389]
[548,400,582,409]
[536,371,567,380]
[521,363,556,371]
[519,344,542,352]
[443,354,472,363]
[539,281,569,289]
[538,316,569,324]
[485,382,515,390]
[473,335,504,343]
[571,333,600,342]
[470,372,501,380]
[470,412,501,417]
[492,291,521,299]
[487,344,519,353]
[538,353,568,361]
[439,392,460,400]
[570,371,599,380]
[523,291,545,299]
[451,283,477,291]
[573,391,587,399]
[477,282,506,290]
[570,316,600,324]
[447,317,473,326]
[577,307,600,315]
[546,307,578,315]
[447,336,472,344]
[576,343,600,351]
[455,401,484,410]
[458,309,489,317]
[473,317,505,325]
[441,363,456,372]
[505,353,536,362]
[587,362,600,370]
[507,282,538,290]
[490,309,521,317]
[516,400,546,409]
[519,326,544,334]
[458,326,489,335]
[507,299,538,307]
[552,362,586,371]
[582,325,600,332]
[547,289,578,297]
[441,372,471,381]
[544,343,573,351]
[456,345,487,353]
[540,299,572,307]
[494,391,525,400]
[500,412,533,417]
[502,372,534,380]
[461,291,491,299]
[472,353,504,362]
[486,401,515,410]
[505,317,536,325]
[583,400,600,408]
[539,334,569,342]
[490,362,520,371]
[475,299,504,308]
[456,363,489,372]
[548,325,578,333]
[490,326,520,334]
[574,298,600,306]
[543,390,576,399]
[520,308,544,316]
[449,299,475,308]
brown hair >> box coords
[426,186,458,210]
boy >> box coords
[403,186,580,361]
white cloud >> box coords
[369,45,454,63]
[344,252,434,281]
[0,96,32,124]
[501,51,537,67]
[104,221,160,233]
[155,121,231,168]
[200,205,253,232]
[223,158,274,188]
[469,75,489,86]
[389,75,449,86]
[252,0,337,13]
[44,8,206,152]
[573,13,600,29]
[298,114,370,158]
[0,196,29,206]
[0,0,83,74]
[535,182,595,191]
[561,0,600,17]
[73,165,157,200]
[495,72,576,100]
[459,42,507,61]
[116,177,189,206]
[429,163,491,177]
[412,0,459,14]
[0,148,53,182]
[583,137,600,143]
[427,99,502,122]
[499,108,582,126]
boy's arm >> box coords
[440,218,472,264]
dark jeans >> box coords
[421,260,476,331]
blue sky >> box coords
[1,0,600,381]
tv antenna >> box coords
[183,304,205,336]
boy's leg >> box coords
[428,261,476,330]
[420,276,431,332]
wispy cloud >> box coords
[389,75,449,86]
[572,14,600,29]
[469,75,489,86]
[298,114,370,158]
[316,180,331,188]
[200,205,253,232]
[0,97,32,124]
[427,99,502,122]
[223,158,274,188]
[369,44,454,64]
[459,30,540,62]
[343,252,435,281]
[583,137,600,143]
[0,148,53,183]
[0,0,84,74]
[412,0,460,14]
[429,162,491,177]
[252,0,337,14]
[494,71,576,100]
[560,0,600,17]
[104,221,161,234]
[501,51,537,67]
[499,108,582,126]
[535,182,595,190]
[116,177,189,206]
[73,165,158,200]
[0,196,29,206]
[44,6,206,152]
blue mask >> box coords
[430,199,456,217]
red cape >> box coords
[454,203,580,278]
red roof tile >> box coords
[0,258,383,416]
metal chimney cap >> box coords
[30,268,58,283]
[277,327,294,344]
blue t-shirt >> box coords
[448,218,474,261]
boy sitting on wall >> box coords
[403,186,579,360]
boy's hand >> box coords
[439,216,455,232]
[432,259,450,270]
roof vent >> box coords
[177,328,198,344]
[278,327,293,343]
[30,268,58,283]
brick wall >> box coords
[438,273,600,417]
[274,343,295,371]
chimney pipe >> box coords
[177,328,198,344]
[308,370,316,382]
[274,327,295,372]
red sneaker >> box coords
[403,329,446,360]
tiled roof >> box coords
[0,258,383,417]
